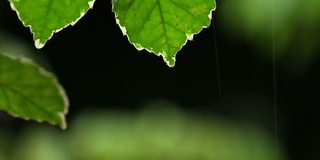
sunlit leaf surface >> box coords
[9,0,95,49]
[113,0,216,66]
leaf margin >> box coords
[112,0,217,67]
[8,0,96,49]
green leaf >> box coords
[9,0,95,49]
[0,53,69,129]
[113,0,216,67]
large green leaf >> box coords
[9,0,95,49]
[0,53,69,129]
[113,0,216,67]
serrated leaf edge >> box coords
[112,1,216,67]
[9,0,96,49]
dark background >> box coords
[1,0,320,159]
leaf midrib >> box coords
[157,0,169,55]
[38,0,54,42]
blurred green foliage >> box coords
[220,0,320,74]
[0,34,68,129]
[2,100,287,160]
[0,33,51,70]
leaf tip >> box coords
[163,56,176,67]
[88,0,95,8]
[58,112,68,130]
[34,39,45,49]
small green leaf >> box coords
[0,53,69,129]
[9,0,95,49]
[113,0,216,67]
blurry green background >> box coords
[1,0,320,159]
[1,99,285,160]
